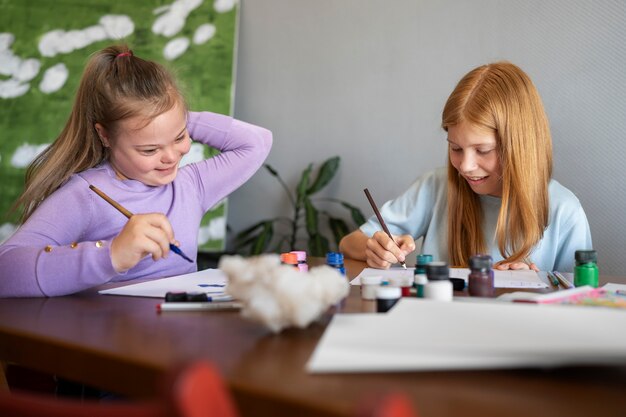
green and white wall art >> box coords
[0,0,239,251]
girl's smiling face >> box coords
[448,121,502,197]
[97,102,191,186]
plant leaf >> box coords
[250,221,274,255]
[306,156,340,195]
[304,197,318,236]
[341,202,367,226]
[264,163,279,177]
[235,220,268,242]
[235,233,264,250]
[271,236,289,253]
[328,217,350,248]
[296,163,313,206]
[308,233,330,257]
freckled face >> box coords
[100,103,191,186]
[448,121,502,197]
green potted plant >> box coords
[235,156,366,256]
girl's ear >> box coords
[94,123,111,147]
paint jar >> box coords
[389,276,413,297]
[414,254,432,298]
[414,274,427,298]
[290,250,309,272]
[449,278,465,291]
[423,261,452,301]
[376,286,401,313]
[326,252,346,275]
[468,254,495,297]
[361,275,383,300]
[574,250,599,288]
[280,252,299,270]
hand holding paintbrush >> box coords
[363,188,409,270]
[89,185,193,272]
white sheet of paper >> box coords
[603,283,626,292]
[351,267,548,288]
[350,267,414,285]
[98,269,227,298]
[307,298,626,373]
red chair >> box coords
[0,361,239,417]
[357,393,419,417]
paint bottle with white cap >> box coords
[361,275,383,300]
[423,261,453,301]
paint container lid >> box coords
[375,286,401,300]
[469,254,493,271]
[575,250,597,264]
[326,252,344,265]
[361,275,383,285]
[290,250,307,262]
[426,261,449,281]
[280,252,298,265]
[415,254,433,274]
[449,278,465,291]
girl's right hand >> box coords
[110,213,176,273]
[365,231,415,269]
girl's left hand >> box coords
[495,262,539,272]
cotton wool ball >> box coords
[219,254,349,333]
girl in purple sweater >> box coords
[0,45,272,297]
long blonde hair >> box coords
[15,44,185,222]
[442,62,552,267]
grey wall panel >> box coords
[230,0,626,274]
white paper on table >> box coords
[351,267,548,289]
[307,297,626,373]
[350,267,413,285]
[603,283,626,292]
[449,268,548,288]
[98,268,227,298]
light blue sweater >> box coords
[360,167,592,272]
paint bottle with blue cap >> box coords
[414,254,433,298]
[326,252,346,275]
[423,261,452,301]
[468,254,495,297]
[574,250,599,288]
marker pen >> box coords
[165,291,233,302]
[157,302,242,312]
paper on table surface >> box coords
[98,268,227,298]
[307,297,626,373]
[350,267,414,285]
[351,267,548,289]
[450,268,548,288]
[603,283,626,292]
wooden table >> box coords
[1,259,625,417]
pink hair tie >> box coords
[116,51,132,58]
